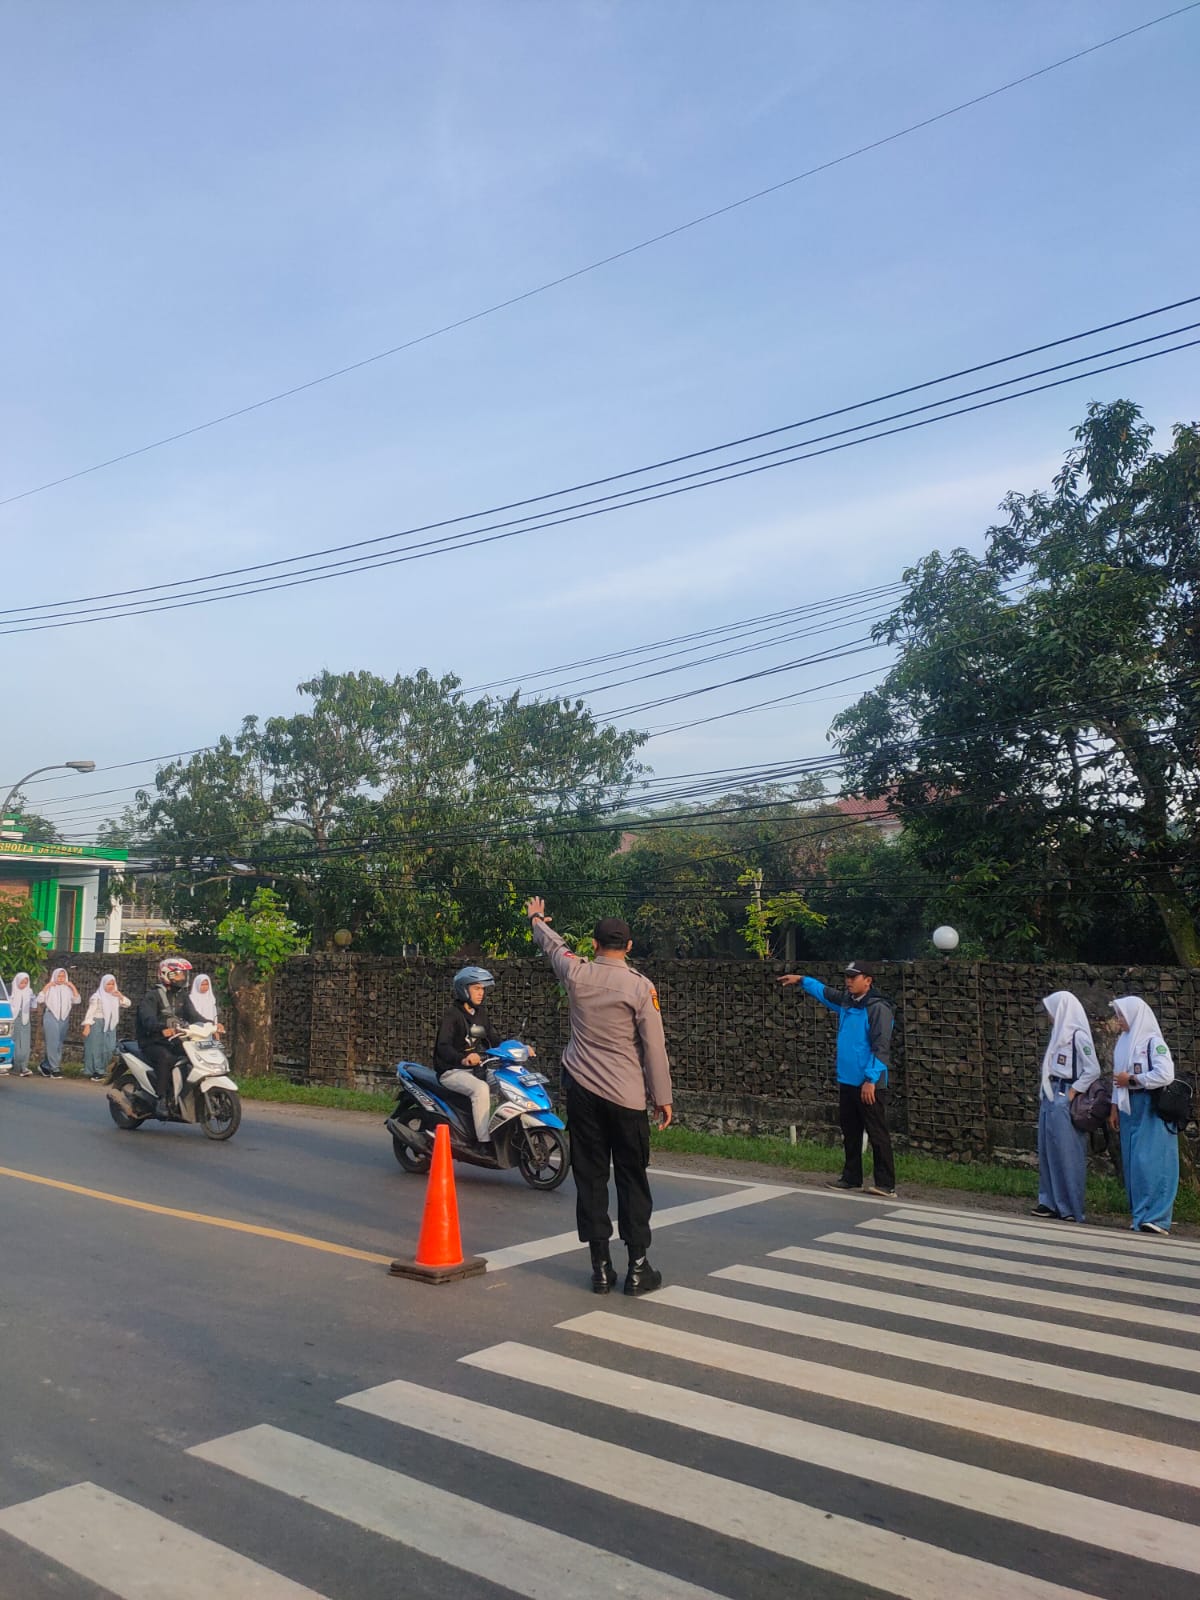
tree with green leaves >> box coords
[216,887,307,1075]
[3,796,63,845]
[128,668,645,956]
[0,902,47,983]
[833,402,1200,964]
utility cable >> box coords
[3,4,1193,514]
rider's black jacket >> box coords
[434,1002,501,1077]
[136,984,203,1047]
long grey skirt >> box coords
[13,1015,31,1070]
[1037,1084,1088,1222]
[83,1024,117,1078]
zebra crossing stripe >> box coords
[339,1375,1105,1600]
[558,1309,1200,1491]
[776,1241,1200,1335]
[821,1225,1200,1306]
[462,1340,1200,1578]
[713,1264,1200,1372]
[886,1210,1200,1266]
[652,1285,1200,1424]
[484,1184,794,1271]
[0,1482,323,1598]
[854,1219,1200,1282]
[190,1424,724,1599]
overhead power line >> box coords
[3,5,1194,516]
[6,295,1197,626]
[2,326,1198,640]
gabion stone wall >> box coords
[27,947,1197,1163]
[269,953,1200,1162]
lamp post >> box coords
[0,761,96,838]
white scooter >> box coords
[107,1023,242,1140]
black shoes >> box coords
[589,1243,618,1295]
[827,1177,861,1190]
[1030,1204,1058,1218]
[624,1255,662,1297]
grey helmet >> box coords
[452,966,495,1003]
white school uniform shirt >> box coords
[41,971,78,1021]
[8,974,36,1022]
[1040,991,1100,1100]
[1111,995,1175,1113]
[84,976,127,1031]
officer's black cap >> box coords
[594,916,633,949]
[844,960,877,978]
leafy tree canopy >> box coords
[129,668,645,955]
[833,402,1200,964]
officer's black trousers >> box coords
[565,1073,653,1255]
[838,1081,895,1190]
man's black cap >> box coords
[844,960,877,978]
[594,916,633,949]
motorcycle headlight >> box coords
[500,1087,540,1113]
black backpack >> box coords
[1152,1075,1195,1131]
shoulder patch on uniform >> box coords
[1155,1043,1168,1055]
[1081,1044,1092,1056]
[650,987,661,1011]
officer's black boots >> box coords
[590,1242,618,1294]
[624,1254,662,1296]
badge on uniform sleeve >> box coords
[1081,1044,1092,1056]
[1156,1044,1168,1055]
[651,987,661,1011]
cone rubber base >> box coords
[389,1255,488,1284]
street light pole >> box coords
[0,761,97,836]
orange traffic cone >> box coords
[390,1124,487,1283]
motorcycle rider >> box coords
[135,957,203,1117]
[434,967,503,1147]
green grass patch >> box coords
[651,1126,1200,1224]
[236,1075,395,1114]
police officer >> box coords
[527,896,672,1295]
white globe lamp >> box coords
[932,925,960,953]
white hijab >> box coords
[9,973,35,1022]
[190,974,219,1022]
[89,974,122,1031]
[1112,995,1174,1112]
[42,969,77,1021]
[1040,991,1095,1100]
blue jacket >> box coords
[801,978,893,1086]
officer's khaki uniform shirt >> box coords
[532,921,672,1110]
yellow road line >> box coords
[0,1164,393,1265]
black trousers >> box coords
[142,1039,182,1101]
[838,1081,895,1190]
[565,1074,654,1255]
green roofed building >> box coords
[0,837,129,953]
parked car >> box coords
[0,977,14,1070]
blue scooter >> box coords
[386,1040,570,1190]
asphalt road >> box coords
[2,1075,1199,1600]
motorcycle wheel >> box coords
[517,1126,570,1190]
[199,1089,242,1141]
[391,1114,433,1173]
[107,1071,146,1130]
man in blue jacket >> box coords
[780,961,896,1197]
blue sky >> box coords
[2,0,1198,837]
